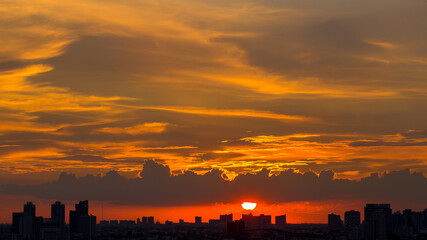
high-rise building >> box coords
[275,214,286,226]
[328,213,343,229]
[12,202,38,240]
[12,212,23,235]
[392,209,427,237]
[76,200,89,216]
[12,202,70,240]
[242,213,271,229]
[195,216,202,224]
[345,210,360,228]
[23,202,36,217]
[422,209,427,229]
[147,216,154,225]
[392,210,404,233]
[364,204,391,240]
[49,201,66,238]
[51,201,65,226]
[22,202,36,239]
[220,214,233,223]
[70,200,96,238]
[403,209,415,233]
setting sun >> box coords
[241,202,257,210]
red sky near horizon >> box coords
[2,196,425,224]
[1,0,427,223]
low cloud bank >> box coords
[2,161,426,205]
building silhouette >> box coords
[220,214,233,224]
[12,202,38,240]
[12,201,68,240]
[344,210,360,228]
[208,219,221,225]
[242,213,271,229]
[24,202,36,217]
[51,201,65,234]
[38,201,67,240]
[275,214,287,226]
[328,213,343,229]
[364,204,392,240]
[147,216,154,225]
[70,200,96,238]
[8,200,427,240]
[227,220,245,239]
[12,212,23,235]
[391,208,427,237]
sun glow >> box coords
[241,202,257,210]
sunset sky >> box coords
[1,0,427,223]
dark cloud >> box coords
[401,130,427,139]
[0,61,30,72]
[45,154,113,163]
[2,161,426,206]
[0,170,61,185]
[349,129,427,147]
[29,111,101,125]
[349,140,427,147]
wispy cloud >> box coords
[363,39,397,49]
[97,122,171,135]
[137,106,315,122]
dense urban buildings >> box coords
[11,201,95,240]
[242,213,272,229]
[12,201,67,240]
[328,213,343,229]
[4,202,427,239]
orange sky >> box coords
[1,0,427,223]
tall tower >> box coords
[364,204,392,240]
[51,201,65,224]
[345,210,361,228]
[23,202,35,217]
[328,213,343,229]
[76,200,89,216]
[70,200,96,238]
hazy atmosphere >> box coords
[1,0,427,224]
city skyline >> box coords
[8,200,427,239]
[4,200,427,225]
[1,0,427,227]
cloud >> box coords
[1,0,427,185]
[2,160,426,206]
[349,129,427,147]
[97,122,171,135]
[349,140,427,147]
[363,39,398,50]
[137,106,315,122]
[401,130,427,139]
